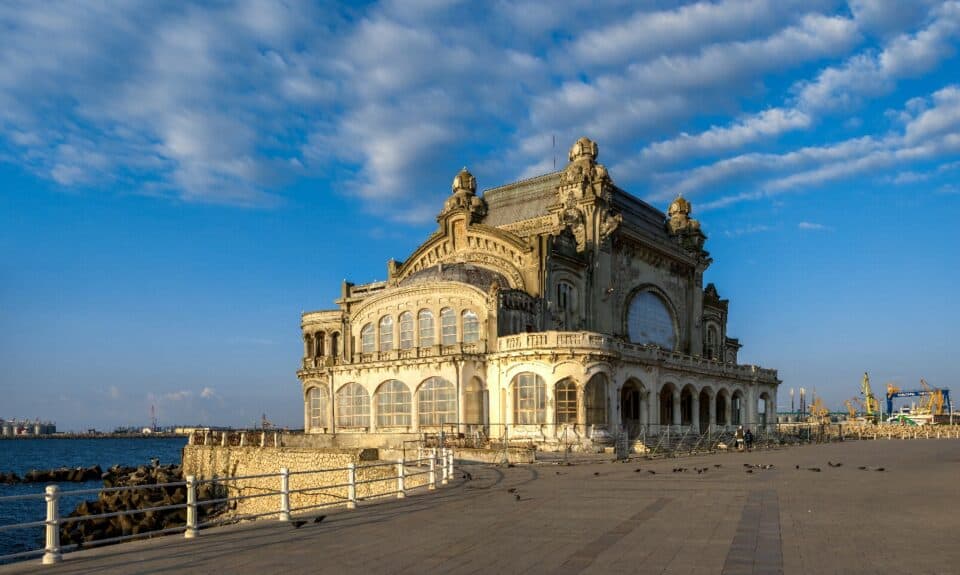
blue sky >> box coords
[1,0,958,431]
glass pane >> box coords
[627,291,676,349]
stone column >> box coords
[725,395,733,430]
[576,386,586,433]
[672,391,682,430]
[303,335,311,358]
[709,391,717,431]
[329,380,336,434]
[545,381,556,439]
[608,382,619,435]
[691,392,700,433]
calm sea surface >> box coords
[0,437,187,561]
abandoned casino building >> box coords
[297,137,779,447]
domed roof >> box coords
[399,262,508,291]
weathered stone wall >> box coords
[182,446,431,519]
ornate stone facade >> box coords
[297,138,779,446]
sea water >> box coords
[0,437,187,561]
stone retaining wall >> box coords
[182,446,432,519]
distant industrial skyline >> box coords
[2,1,958,430]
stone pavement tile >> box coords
[3,441,960,575]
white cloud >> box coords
[109,386,121,400]
[164,390,193,402]
[200,387,217,399]
[798,221,831,230]
[667,84,960,208]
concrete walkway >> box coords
[3,440,959,574]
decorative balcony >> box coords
[496,331,779,383]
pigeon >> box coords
[876,467,886,472]
[514,493,521,501]
[808,467,821,472]
[828,461,842,468]
[795,465,800,470]
[634,468,642,473]
[743,463,751,468]
[507,488,518,493]
[594,472,601,476]
[713,464,722,468]
[313,515,326,524]
[647,470,656,475]
[746,469,754,474]
[858,466,868,470]
[292,520,307,529]
[462,471,473,481]
[697,469,703,475]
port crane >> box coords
[860,373,881,422]
[885,379,953,419]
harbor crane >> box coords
[860,372,881,422]
[886,379,953,418]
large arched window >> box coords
[314,332,325,357]
[513,373,546,424]
[462,310,479,343]
[336,383,370,428]
[627,290,676,349]
[375,380,411,427]
[584,374,607,425]
[379,315,394,352]
[555,380,577,425]
[440,307,457,345]
[418,310,435,347]
[399,312,414,350]
[360,324,374,354]
[417,377,456,427]
[308,387,328,431]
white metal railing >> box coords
[0,448,455,566]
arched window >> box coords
[556,281,577,329]
[375,380,411,427]
[555,380,577,424]
[462,310,480,343]
[418,310,435,347]
[336,383,370,428]
[584,374,607,425]
[417,377,456,427]
[706,325,718,360]
[379,315,393,352]
[513,373,545,424]
[399,312,414,350]
[360,324,374,354]
[308,387,328,431]
[315,332,325,357]
[627,290,676,349]
[330,332,340,358]
[440,307,456,345]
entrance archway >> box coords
[699,388,712,432]
[620,379,643,438]
[659,383,677,429]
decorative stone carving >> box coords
[439,167,487,223]
[666,194,707,254]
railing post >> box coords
[42,485,61,565]
[347,463,357,509]
[441,448,449,485]
[185,475,198,538]
[279,467,291,521]
[428,449,436,490]
[397,458,405,499]
[447,448,454,480]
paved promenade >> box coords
[3,439,959,574]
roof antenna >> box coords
[552,134,557,171]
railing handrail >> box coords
[0,448,457,566]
